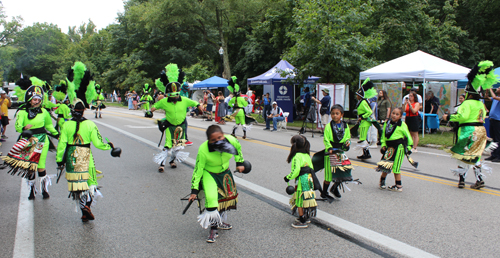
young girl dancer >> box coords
[321,105,353,200]
[376,108,415,192]
[284,135,318,228]
[188,125,245,243]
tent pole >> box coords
[422,79,426,138]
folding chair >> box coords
[278,112,289,131]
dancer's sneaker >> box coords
[379,181,387,190]
[357,140,369,148]
[470,180,485,189]
[218,222,232,230]
[185,141,193,146]
[291,220,308,228]
[295,217,311,224]
[387,185,403,192]
[206,230,219,243]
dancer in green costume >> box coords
[188,125,245,243]
[151,63,202,171]
[354,78,381,160]
[376,108,416,192]
[1,76,59,200]
[140,83,154,118]
[227,76,250,139]
[53,81,72,131]
[284,135,317,229]
[319,105,353,201]
[443,61,498,189]
[56,62,121,222]
[91,84,106,118]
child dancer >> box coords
[376,108,415,192]
[354,78,381,159]
[188,125,245,243]
[321,105,353,200]
[284,135,318,228]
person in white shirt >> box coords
[263,101,284,131]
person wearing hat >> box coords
[311,88,331,135]
[443,61,498,189]
[140,83,154,118]
[188,125,246,243]
[0,89,11,140]
[227,76,253,138]
[264,101,284,131]
[1,76,59,200]
[354,78,380,159]
[55,61,121,222]
[91,84,106,118]
[151,63,202,171]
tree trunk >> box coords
[216,7,231,79]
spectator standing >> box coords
[403,87,423,106]
[403,92,421,152]
[215,91,226,124]
[127,91,134,109]
[311,88,331,134]
[224,93,233,115]
[425,91,440,114]
[205,90,215,121]
[262,93,271,121]
[0,89,11,139]
[485,88,500,162]
[132,91,139,110]
[377,90,392,123]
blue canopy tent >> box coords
[247,60,320,122]
[457,67,500,89]
[192,76,228,89]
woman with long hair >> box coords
[377,90,392,123]
[403,92,421,152]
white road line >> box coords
[124,125,157,129]
[95,119,439,258]
[13,180,34,258]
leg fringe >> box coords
[197,210,221,229]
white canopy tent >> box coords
[359,50,471,137]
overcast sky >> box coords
[1,0,125,32]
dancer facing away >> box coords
[56,98,121,222]
[151,63,202,171]
[354,78,381,160]
[188,125,245,243]
[376,108,415,192]
[1,78,59,200]
[140,83,154,118]
[227,76,249,139]
[320,105,353,201]
[284,135,318,229]
[443,61,498,189]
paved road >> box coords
[1,107,500,258]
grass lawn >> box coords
[418,130,454,148]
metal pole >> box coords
[422,79,426,138]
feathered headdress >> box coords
[53,80,68,102]
[143,83,151,94]
[66,61,96,108]
[227,76,240,95]
[357,78,377,99]
[465,61,499,95]
[14,75,32,102]
[155,63,185,97]
[95,84,101,95]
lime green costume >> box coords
[286,153,317,214]
[190,135,244,229]
[228,96,248,125]
[376,120,413,174]
[356,100,373,142]
[153,96,199,149]
[54,104,72,130]
[140,94,153,111]
[56,120,111,191]
[323,121,353,182]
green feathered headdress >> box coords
[143,83,151,93]
[155,63,185,97]
[227,76,240,95]
[357,78,377,99]
[466,61,499,95]
[53,80,68,102]
[95,84,101,94]
[14,75,32,102]
[66,61,96,108]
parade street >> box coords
[1,107,500,258]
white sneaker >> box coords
[412,148,418,153]
[357,140,369,148]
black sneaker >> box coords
[42,191,50,199]
[291,220,308,228]
[484,156,495,161]
[263,128,270,130]
[206,229,219,243]
[379,181,386,189]
[330,185,341,198]
[295,217,311,224]
[28,186,35,200]
[458,181,465,188]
